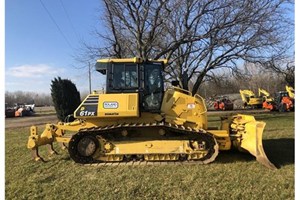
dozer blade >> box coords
[231,115,276,169]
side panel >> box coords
[74,95,99,118]
[74,93,139,118]
[161,88,208,129]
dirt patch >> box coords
[5,114,58,128]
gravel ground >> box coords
[5,114,58,128]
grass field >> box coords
[34,106,56,115]
[5,112,294,199]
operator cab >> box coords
[275,91,289,102]
[95,58,165,112]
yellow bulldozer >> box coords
[27,58,275,169]
[239,89,263,109]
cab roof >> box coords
[95,57,168,74]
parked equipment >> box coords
[239,89,263,108]
[258,88,276,111]
[258,88,274,103]
[27,58,275,169]
[5,103,35,117]
[259,87,294,112]
[213,96,234,111]
[5,104,15,118]
[14,103,35,117]
[285,85,295,99]
[274,91,294,112]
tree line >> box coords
[198,66,288,98]
[5,91,53,107]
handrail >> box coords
[194,94,207,115]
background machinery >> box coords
[273,91,294,112]
[259,87,294,112]
[286,85,295,99]
[5,103,35,118]
[239,89,263,109]
[258,88,275,111]
[213,96,234,111]
[27,58,275,169]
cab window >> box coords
[112,64,138,89]
[142,63,164,111]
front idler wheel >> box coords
[68,132,99,164]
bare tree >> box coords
[197,66,286,99]
[88,0,171,60]
[5,91,53,106]
[258,58,295,87]
[85,0,293,95]
[164,0,293,94]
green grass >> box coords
[5,112,294,199]
[34,106,56,115]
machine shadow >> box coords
[263,138,294,168]
[216,138,294,168]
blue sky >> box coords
[5,1,296,95]
[5,0,106,94]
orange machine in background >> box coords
[262,91,294,112]
[213,96,234,111]
[274,91,294,112]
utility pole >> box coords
[89,62,91,94]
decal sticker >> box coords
[80,111,95,116]
[76,105,97,117]
[187,103,196,109]
[103,101,119,109]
